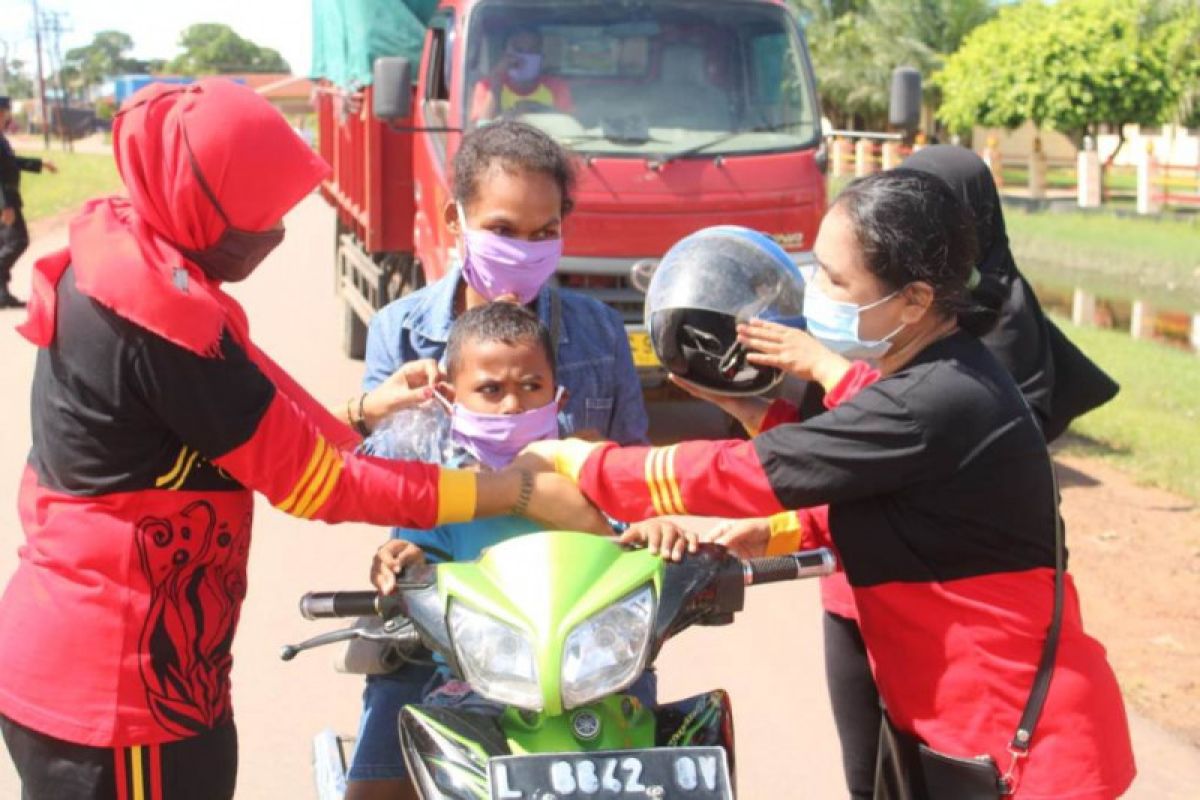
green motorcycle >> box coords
[284,530,834,799]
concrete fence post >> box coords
[1137,139,1161,215]
[1077,136,1102,208]
[1072,288,1097,327]
[831,137,850,177]
[855,138,876,177]
[1130,300,1155,341]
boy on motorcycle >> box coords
[348,301,692,800]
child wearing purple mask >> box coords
[345,303,678,800]
[354,120,648,448]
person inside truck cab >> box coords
[469,28,574,122]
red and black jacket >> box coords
[567,332,1135,799]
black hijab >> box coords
[903,145,1118,441]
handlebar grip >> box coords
[744,548,836,586]
[299,591,390,620]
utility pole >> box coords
[0,40,9,95]
[30,0,49,149]
[41,9,71,152]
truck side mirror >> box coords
[888,67,922,135]
[373,57,413,121]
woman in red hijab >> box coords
[0,79,603,800]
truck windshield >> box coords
[462,0,820,158]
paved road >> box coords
[1,196,1196,798]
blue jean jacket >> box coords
[362,267,649,445]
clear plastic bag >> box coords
[360,401,459,465]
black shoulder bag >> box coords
[873,460,1066,799]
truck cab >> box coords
[314,0,825,373]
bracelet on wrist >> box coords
[351,392,371,437]
[512,470,534,517]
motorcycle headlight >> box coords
[447,600,541,710]
[561,586,655,709]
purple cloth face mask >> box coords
[439,387,563,471]
[507,52,543,85]
[457,203,562,304]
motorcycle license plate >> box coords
[627,331,660,369]
[488,746,732,799]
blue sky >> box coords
[0,0,312,76]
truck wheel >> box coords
[343,300,368,360]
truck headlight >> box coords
[561,586,655,709]
[448,600,541,710]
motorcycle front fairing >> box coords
[399,690,735,800]
[397,536,745,799]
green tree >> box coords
[792,0,994,130]
[168,24,290,75]
[937,0,1184,160]
[64,30,138,89]
[0,58,35,99]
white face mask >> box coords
[802,280,906,360]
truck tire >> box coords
[344,300,368,361]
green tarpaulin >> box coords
[311,0,439,87]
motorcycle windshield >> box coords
[460,0,820,158]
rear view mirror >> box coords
[373,57,413,121]
[888,67,922,134]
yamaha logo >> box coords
[571,710,601,741]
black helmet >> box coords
[646,226,806,396]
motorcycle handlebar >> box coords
[298,591,400,620]
[742,548,836,586]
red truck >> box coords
[311,0,915,375]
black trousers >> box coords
[0,204,30,286]
[1,714,238,800]
[823,610,883,800]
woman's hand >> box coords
[619,519,699,562]
[669,374,770,434]
[362,358,444,429]
[702,517,772,559]
[478,469,613,535]
[371,539,427,595]
[737,319,851,391]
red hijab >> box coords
[19,78,331,355]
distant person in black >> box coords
[0,95,58,308]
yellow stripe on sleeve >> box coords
[765,510,803,556]
[277,438,329,514]
[436,469,477,525]
[645,448,668,516]
[166,449,200,491]
[154,446,190,488]
[661,445,687,516]
[296,452,345,519]
[291,447,338,519]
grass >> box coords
[15,150,121,222]
[1005,207,1200,306]
[1053,315,1200,502]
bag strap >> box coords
[1003,454,1066,783]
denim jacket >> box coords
[362,267,649,445]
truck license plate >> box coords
[628,331,660,369]
[488,746,732,799]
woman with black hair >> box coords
[523,169,1136,799]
